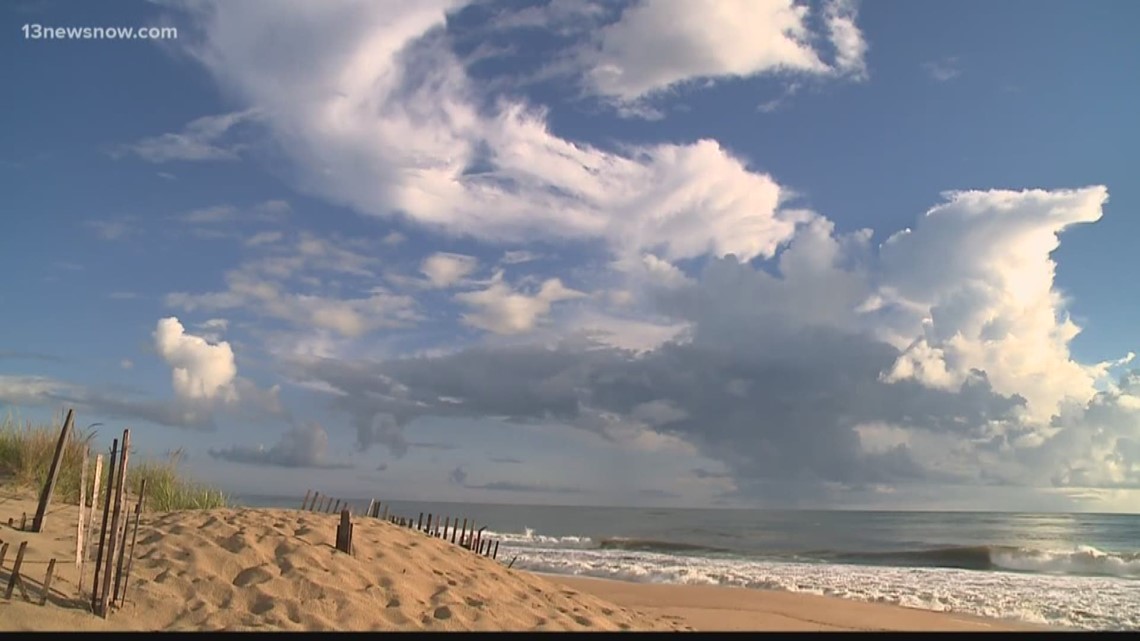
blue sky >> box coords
[2,0,1138,511]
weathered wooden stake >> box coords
[98,429,130,618]
[426,513,433,533]
[21,513,27,531]
[475,526,486,552]
[459,518,468,546]
[40,559,57,606]
[381,504,390,520]
[79,453,104,599]
[118,482,146,608]
[0,542,8,569]
[301,490,313,511]
[332,499,341,514]
[31,408,74,532]
[417,512,424,530]
[507,555,518,570]
[451,519,459,544]
[335,509,353,554]
[91,438,119,613]
[5,541,29,601]
[493,541,500,560]
[113,478,146,606]
[309,492,321,512]
[366,499,375,518]
[443,516,450,539]
[76,447,89,566]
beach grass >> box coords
[0,411,227,511]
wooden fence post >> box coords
[417,513,424,530]
[493,541,500,560]
[76,447,89,567]
[79,453,103,599]
[0,542,8,568]
[31,409,74,533]
[91,439,118,613]
[381,505,389,520]
[5,541,29,601]
[40,559,57,606]
[335,509,353,554]
[113,477,145,606]
[301,490,313,511]
[98,429,130,618]
[366,499,375,518]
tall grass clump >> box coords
[0,411,95,503]
[130,449,228,511]
[0,412,227,511]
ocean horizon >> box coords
[234,494,1140,630]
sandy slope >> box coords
[0,489,685,631]
[0,485,1045,632]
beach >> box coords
[0,486,1049,632]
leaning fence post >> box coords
[91,439,119,613]
[32,408,74,533]
[98,429,130,618]
[5,541,30,601]
[301,490,313,511]
[118,480,146,608]
[113,477,145,606]
[493,540,500,560]
[40,559,57,606]
[366,499,375,518]
[381,504,389,520]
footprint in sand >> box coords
[232,565,275,587]
[433,606,453,620]
[464,597,484,608]
[572,615,592,627]
[386,597,401,608]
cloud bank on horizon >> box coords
[2,0,1137,510]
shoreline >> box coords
[536,572,1054,632]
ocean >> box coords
[235,495,1140,631]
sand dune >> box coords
[0,489,685,631]
[0,486,1045,632]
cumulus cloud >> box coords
[455,271,585,334]
[209,421,351,469]
[165,1,812,266]
[166,232,420,337]
[282,187,1135,504]
[579,0,839,102]
[420,252,479,288]
[109,109,260,163]
[154,317,239,402]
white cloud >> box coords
[420,252,479,288]
[922,56,961,82]
[170,1,813,266]
[245,230,284,246]
[110,109,260,163]
[85,218,137,241]
[876,186,1112,422]
[823,0,868,79]
[166,232,420,337]
[455,271,586,335]
[576,0,866,104]
[500,250,542,265]
[153,316,239,402]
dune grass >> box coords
[0,412,228,511]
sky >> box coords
[1,0,1138,512]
